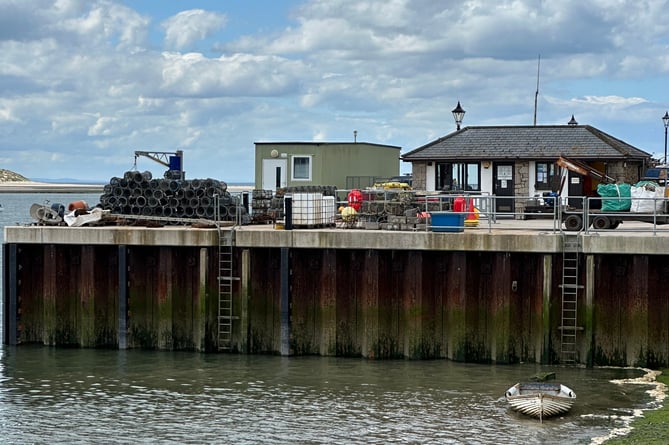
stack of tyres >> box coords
[98,171,249,224]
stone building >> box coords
[401,120,652,213]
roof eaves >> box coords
[582,125,651,158]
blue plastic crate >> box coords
[431,212,465,232]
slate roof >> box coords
[402,125,650,162]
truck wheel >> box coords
[564,214,583,231]
[592,215,611,230]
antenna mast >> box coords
[533,55,541,126]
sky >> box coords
[2,0,669,184]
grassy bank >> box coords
[604,370,668,444]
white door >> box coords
[262,159,287,191]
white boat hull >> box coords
[505,383,576,419]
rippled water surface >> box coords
[0,193,661,444]
[0,347,656,445]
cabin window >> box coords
[292,156,311,181]
[535,162,558,191]
[436,162,480,191]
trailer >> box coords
[559,158,669,231]
[562,208,669,231]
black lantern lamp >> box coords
[452,101,465,130]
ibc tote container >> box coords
[289,193,322,226]
[322,196,336,225]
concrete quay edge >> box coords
[6,223,669,255]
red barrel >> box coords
[453,196,465,212]
[347,189,363,211]
[67,200,89,212]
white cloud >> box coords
[1,0,668,181]
[88,115,118,136]
[0,105,20,123]
[162,9,227,50]
[159,52,306,97]
[577,96,648,107]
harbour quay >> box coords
[3,220,669,368]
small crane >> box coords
[134,150,185,180]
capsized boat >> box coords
[505,382,576,421]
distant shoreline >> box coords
[0,181,105,193]
[0,181,254,194]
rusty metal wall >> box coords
[5,243,669,367]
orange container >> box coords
[67,200,89,212]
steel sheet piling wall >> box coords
[402,251,422,359]
[5,244,217,351]
[280,247,291,356]
[273,249,543,362]
[195,248,208,352]
[247,248,282,354]
[319,249,337,355]
[592,255,667,367]
[542,255,553,364]
[118,246,127,350]
[646,258,669,367]
[362,249,379,359]
[490,253,512,363]
[79,246,96,347]
[5,238,669,367]
[125,246,213,351]
[334,251,362,356]
[156,247,174,350]
[5,244,18,346]
[18,246,45,343]
[446,252,467,361]
[43,245,57,345]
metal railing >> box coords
[248,187,669,235]
[561,195,669,235]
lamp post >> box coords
[452,101,465,131]
[662,111,669,164]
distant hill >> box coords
[0,169,29,182]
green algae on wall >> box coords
[8,237,669,367]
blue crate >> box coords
[431,212,465,232]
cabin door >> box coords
[262,159,287,191]
[567,170,584,209]
[493,163,515,213]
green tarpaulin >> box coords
[597,183,631,211]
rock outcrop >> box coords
[0,169,29,182]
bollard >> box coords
[284,196,293,230]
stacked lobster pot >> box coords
[98,170,248,223]
[264,185,338,220]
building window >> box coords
[435,162,480,191]
[292,156,311,181]
[535,162,558,191]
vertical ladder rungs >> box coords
[560,234,581,364]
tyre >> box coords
[592,215,611,230]
[564,214,583,231]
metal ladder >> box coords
[560,233,582,364]
[214,195,238,351]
